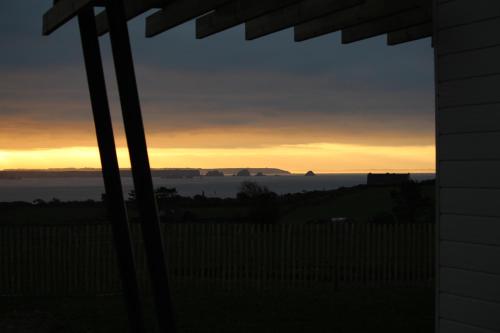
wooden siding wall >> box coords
[436,1,500,332]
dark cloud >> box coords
[1,2,433,79]
[0,1,435,150]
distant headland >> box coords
[0,168,291,179]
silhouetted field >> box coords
[0,182,435,332]
[1,181,435,225]
[0,285,433,333]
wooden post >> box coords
[103,0,176,331]
[77,7,145,332]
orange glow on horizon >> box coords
[0,143,435,174]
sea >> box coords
[0,173,435,203]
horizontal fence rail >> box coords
[0,223,435,296]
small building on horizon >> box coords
[205,170,224,177]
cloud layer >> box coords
[0,1,435,170]
[0,65,434,150]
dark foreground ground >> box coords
[0,285,434,333]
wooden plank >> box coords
[440,241,500,275]
[145,0,231,38]
[95,0,165,36]
[341,5,431,44]
[440,161,500,188]
[440,267,500,303]
[441,319,499,333]
[294,0,424,42]
[439,45,500,82]
[440,132,500,160]
[440,294,500,331]
[245,0,362,40]
[438,18,500,56]
[438,0,500,30]
[441,214,500,246]
[439,74,500,108]
[43,0,95,35]
[387,22,432,45]
[441,188,500,217]
[196,0,302,39]
[438,103,500,134]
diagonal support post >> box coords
[104,0,176,332]
[77,6,146,333]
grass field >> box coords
[0,285,434,333]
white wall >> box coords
[435,0,500,332]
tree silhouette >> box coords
[237,181,279,224]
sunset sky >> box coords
[0,2,435,173]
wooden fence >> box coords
[0,223,434,296]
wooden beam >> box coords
[105,0,176,331]
[145,0,231,38]
[245,0,363,40]
[294,0,424,42]
[387,21,432,45]
[196,0,303,39]
[43,0,95,35]
[341,4,431,44]
[95,0,166,36]
[77,7,146,333]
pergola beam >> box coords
[43,1,178,331]
[245,0,363,40]
[294,0,425,42]
[46,0,433,43]
[341,5,431,44]
[95,0,166,36]
[105,0,177,331]
[145,0,231,38]
[43,0,96,35]
[195,0,303,39]
[387,22,432,45]
[77,7,146,333]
